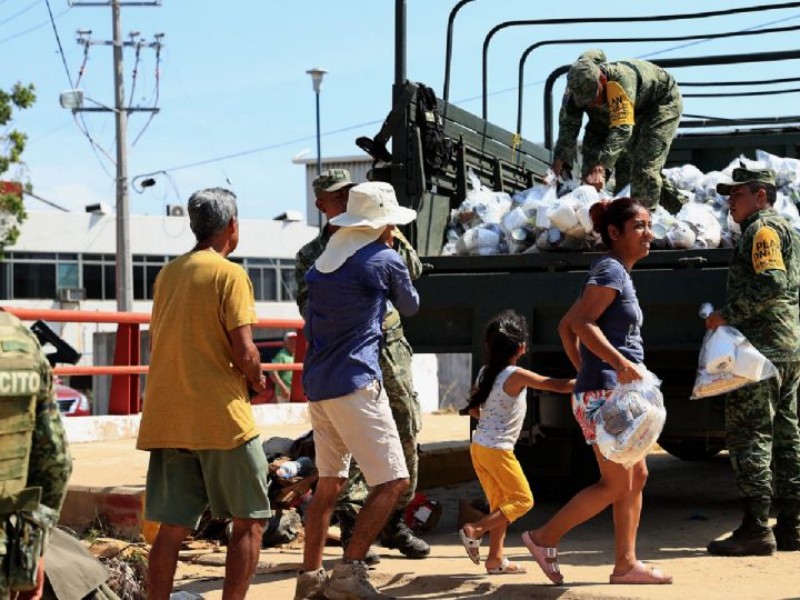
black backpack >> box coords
[416,83,453,175]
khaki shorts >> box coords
[309,381,409,487]
[145,436,271,529]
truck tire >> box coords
[659,439,724,461]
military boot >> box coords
[336,510,381,566]
[707,497,776,556]
[379,510,430,559]
[773,498,800,551]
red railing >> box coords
[2,307,307,415]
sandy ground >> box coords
[167,450,800,600]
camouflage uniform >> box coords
[709,167,800,555]
[555,53,683,211]
[295,227,423,513]
[0,310,72,596]
[722,207,800,503]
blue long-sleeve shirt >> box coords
[302,241,420,401]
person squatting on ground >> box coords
[295,169,429,562]
[522,197,672,586]
[552,49,684,212]
[294,181,420,600]
[705,166,800,556]
[137,188,271,600]
[0,309,72,600]
[270,331,297,403]
[458,310,574,576]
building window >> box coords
[57,263,79,290]
[14,262,55,299]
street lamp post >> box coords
[306,68,327,230]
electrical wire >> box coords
[0,0,42,28]
[127,38,142,108]
[136,118,383,178]
[0,5,67,45]
[44,0,116,178]
[130,38,162,147]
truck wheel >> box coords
[659,439,724,461]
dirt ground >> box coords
[168,450,800,600]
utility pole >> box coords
[66,0,162,312]
[112,0,132,312]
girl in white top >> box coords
[459,310,574,574]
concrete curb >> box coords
[63,404,314,443]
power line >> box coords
[0,0,42,28]
[138,118,383,176]
[0,5,68,45]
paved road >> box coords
[169,449,800,599]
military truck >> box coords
[359,5,800,491]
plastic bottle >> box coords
[276,456,313,479]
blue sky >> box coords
[4,1,800,221]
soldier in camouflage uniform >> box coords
[552,49,684,212]
[0,309,72,598]
[705,166,800,556]
[295,169,430,560]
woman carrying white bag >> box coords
[521,197,672,586]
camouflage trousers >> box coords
[726,360,800,501]
[582,93,683,212]
[334,330,422,519]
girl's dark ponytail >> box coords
[462,310,529,414]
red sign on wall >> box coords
[0,181,22,198]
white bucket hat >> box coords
[329,181,416,228]
[315,182,417,273]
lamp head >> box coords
[306,68,328,93]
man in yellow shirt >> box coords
[137,188,270,600]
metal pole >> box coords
[315,89,322,230]
[394,0,406,90]
[112,0,133,312]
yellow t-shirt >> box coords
[137,250,259,450]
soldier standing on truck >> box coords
[705,166,800,556]
[552,49,684,213]
[295,169,430,561]
[0,309,72,599]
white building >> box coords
[2,208,318,362]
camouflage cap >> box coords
[567,58,602,108]
[312,169,354,196]
[716,166,777,195]
[577,48,607,65]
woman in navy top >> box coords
[521,197,673,586]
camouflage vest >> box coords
[0,322,40,501]
[0,315,49,593]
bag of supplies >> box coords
[595,368,666,468]
[691,325,778,399]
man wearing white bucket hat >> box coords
[295,181,420,599]
[297,169,430,566]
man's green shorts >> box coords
[145,436,271,529]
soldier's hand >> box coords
[552,158,564,179]
[584,164,606,191]
[705,310,727,330]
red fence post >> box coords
[290,327,307,402]
[109,323,141,414]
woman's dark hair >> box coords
[589,197,646,248]
[463,310,529,413]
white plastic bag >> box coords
[691,325,779,399]
[595,369,666,468]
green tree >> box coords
[0,82,36,252]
